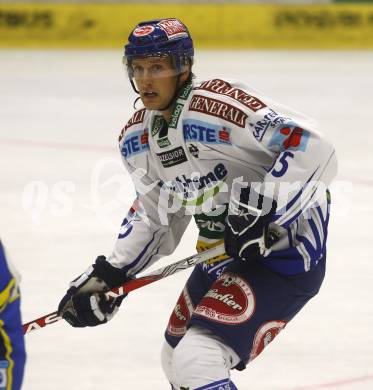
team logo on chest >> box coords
[151,115,171,149]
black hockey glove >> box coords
[225,186,279,261]
[57,256,127,328]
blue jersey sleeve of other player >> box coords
[0,241,26,390]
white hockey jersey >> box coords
[108,79,337,276]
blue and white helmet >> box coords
[124,18,194,78]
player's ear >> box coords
[179,66,192,84]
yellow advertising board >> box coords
[0,3,372,48]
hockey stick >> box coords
[23,243,226,335]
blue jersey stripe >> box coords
[195,378,233,390]
[121,230,159,275]
[131,235,163,275]
[308,217,322,255]
[274,168,319,228]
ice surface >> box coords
[1,49,372,389]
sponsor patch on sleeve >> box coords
[249,109,291,141]
[125,109,146,131]
[119,109,146,142]
[268,124,310,152]
[120,128,149,159]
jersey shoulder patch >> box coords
[194,78,267,113]
[119,108,146,142]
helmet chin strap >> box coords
[130,79,142,109]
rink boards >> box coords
[0,3,373,49]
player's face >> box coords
[131,56,185,112]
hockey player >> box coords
[58,19,337,390]
[0,240,26,390]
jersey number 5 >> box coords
[271,151,294,178]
